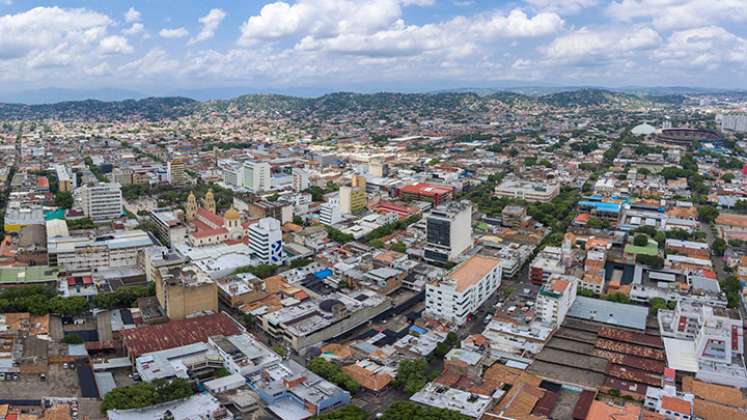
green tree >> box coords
[307,357,360,393]
[697,205,719,224]
[648,297,669,315]
[381,401,470,420]
[389,241,407,253]
[234,264,279,279]
[393,359,428,396]
[633,234,649,247]
[63,333,84,344]
[101,378,193,413]
[712,238,727,257]
[54,191,74,209]
[312,405,368,420]
[636,254,664,269]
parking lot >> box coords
[0,364,79,399]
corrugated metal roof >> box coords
[568,296,648,331]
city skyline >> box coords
[0,0,746,100]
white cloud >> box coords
[120,48,180,78]
[122,22,149,38]
[124,7,141,23]
[524,0,597,15]
[159,27,189,39]
[653,26,747,69]
[98,35,133,55]
[542,26,661,63]
[607,0,747,30]
[188,8,226,45]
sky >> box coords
[0,0,746,98]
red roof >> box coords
[120,313,242,358]
[196,208,224,227]
[398,183,454,197]
[37,176,49,189]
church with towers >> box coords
[185,189,247,247]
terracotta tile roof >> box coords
[585,401,641,420]
[196,208,224,227]
[682,376,747,409]
[662,396,691,415]
[450,255,500,293]
[716,213,747,229]
[342,364,392,392]
[693,399,747,420]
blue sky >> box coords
[1,0,746,96]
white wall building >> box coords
[320,197,342,226]
[249,217,284,264]
[75,182,122,222]
[241,161,271,193]
[535,275,578,328]
[292,167,310,192]
[424,200,473,264]
[425,255,501,326]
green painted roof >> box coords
[0,266,59,284]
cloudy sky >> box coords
[1,0,746,96]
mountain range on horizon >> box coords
[1,85,746,106]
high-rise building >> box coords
[339,175,367,215]
[249,217,284,264]
[292,167,310,192]
[320,197,342,226]
[242,161,271,193]
[75,182,123,222]
[424,200,472,263]
[424,255,501,326]
[168,158,187,186]
[155,265,218,321]
[368,158,389,177]
[719,113,747,133]
[535,275,578,328]
[54,164,75,192]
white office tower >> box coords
[424,200,473,263]
[241,161,271,193]
[320,197,342,226]
[425,255,501,326]
[76,182,123,222]
[249,217,284,264]
[292,167,310,192]
[535,275,578,328]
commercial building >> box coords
[258,289,391,351]
[249,217,284,264]
[495,179,560,203]
[107,393,229,420]
[368,158,389,177]
[149,208,188,247]
[154,265,218,320]
[167,158,187,186]
[424,200,473,264]
[658,300,747,388]
[242,160,271,193]
[397,182,454,206]
[3,202,45,233]
[425,255,501,326]
[501,205,529,228]
[338,175,367,214]
[75,182,123,222]
[48,228,156,272]
[410,383,492,418]
[535,275,578,328]
[53,164,75,192]
[248,359,351,419]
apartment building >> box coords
[425,255,501,326]
[535,275,578,328]
[339,175,367,215]
[320,197,343,226]
[154,265,218,321]
[242,161,271,193]
[249,217,284,264]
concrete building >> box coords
[75,182,123,222]
[319,197,342,226]
[167,158,187,186]
[292,167,309,192]
[258,289,391,352]
[339,175,367,215]
[495,179,560,203]
[249,217,284,264]
[248,359,351,419]
[658,300,747,388]
[410,383,491,418]
[242,161,271,193]
[501,205,529,228]
[3,202,45,233]
[149,208,188,247]
[644,385,694,420]
[424,200,473,264]
[155,265,218,321]
[425,255,501,326]
[529,246,565,285]
[48,229,156,272]
[368,158,389,177]
[719,113,747,133]
[535,275,578,328]
[53,164,75,192]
